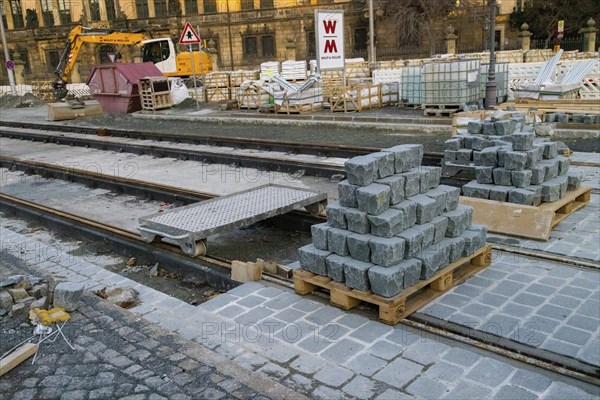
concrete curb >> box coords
[132,112,453,134]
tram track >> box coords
[1,189,598,385]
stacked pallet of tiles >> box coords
[204,72,231,102]
[298,145,487,299]
[372,69,401,106]
[260,61,280,81]
[330,84,382,112]
[446,114,583,206]
[230,70,259,101]
[281,61,308,81]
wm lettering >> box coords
[323,20,337,34]
[324,40,338,53]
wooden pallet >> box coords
[294,245,493,325]
[275,102,323,114]
[459,186,591,241]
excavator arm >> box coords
[53,25,152,99]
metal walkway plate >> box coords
[138,184,327,256]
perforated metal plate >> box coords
[138,184,326,242]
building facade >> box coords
[1,0,520,84]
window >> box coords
[203,0,216,13]
[241,0,254,10]
[20,48,31,73]
[154,0,167,17]
[90,0,101,21]
[354,27,367,51]
[142,41,171,64]
[10,0,24,29]
[47,50,60,73]
[106,0,116,20]
[306,30,315,58]
[39,0,54,26]
[136,0,149,18]
[57,0,71,25]
[184,0,197,15]
[99,45,116,63]
[259,0,273,9]
[243,34,275,60]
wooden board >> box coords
[294,244,492,325]
[0,343,38,376]
[459,186,591,241]
[47,101,103,121]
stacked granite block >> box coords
[298,146,487,299]
[444,113,583,206]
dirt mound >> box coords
[0,92,46,109]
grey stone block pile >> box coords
[299,147,487,299]
[445,112,582,206]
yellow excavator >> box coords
[53,25,212,99]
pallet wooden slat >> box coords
[0,343,38,376]
[459,186,591,241]
[294,244,493,325]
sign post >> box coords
[315,10,345,87]
[197,25,205,104]
[556,20,565,51]
[179,22,202,109]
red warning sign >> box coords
[179,22,201,45]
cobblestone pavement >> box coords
[1,226,598,400]
[420,251,600,366]
[0,257,301,400]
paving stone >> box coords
[509,188,535,205]
[346,353,388,376]
[529,163,546,185]
[512,132,535,151]
[467,121,483,134]
[540,159,559,180]
[398,226,424,258]
[326,254,351,283]
[557,156,570,176]
[327,228,351,256]
[444,149,457,162]
[367,340,403,361]
[424,187,447,217]
[505,151,528,171]
[344,259,373,291]
[567,171,582,190]
[311,223,330,250]
[444,236,467,262]
[53,282,85,311]
[554,326,592,346]
[421,303,456,319]
[492,167,513,186]
[336,313,369,329]
[372,357,423,389]
[341,375,376,399]
[541,338,580,358]
[369,236,405,267]
[473,146,499,166]
[496,146,511,167]
[392,200,418,229]
[544,381,598,400]
[418,166,441,193]
[342,209,369,235]
[494,119,517,135]
[430,216,449,244]
[417,245,447,279]
[444,382,491,400]
[444,205,473,238]
[376,389,415,400]
[321,338,365,364]
[377,175,405,205]
[284,374,313,393]
[290,354,324,375]
[397,259,421,288]
[456,148,473,163]
[306,305,345,325]
[298,244,331,275]
[338,180,359,208]
[356,183,391,215]
[410,194,437,224]
[368,264,404,297]
[462,181,492,199]
[534,142,558,159]
[403,340,450,365]
[541,178,564,202]
[347,233,372,262]
[256,362,289,379]
[312,386,346,400]
[424,361,464,382]
[325,201,348,229]
[406,375,448,399]
[384,144,423,173]
[511,169,532,188]
[475,166,495,184]
[368,208,405,238]
[345,155,378,186]
[314,365,354,387]
[371,151,396,178]
[442,347,481,367]
[401,170,421,198]
[471,136,493,151]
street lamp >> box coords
[484,0,498,109]
[363,0,383,64]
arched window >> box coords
[99,45,116,64]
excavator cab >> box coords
[141,39,177,75]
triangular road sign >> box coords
[179,22,201,44]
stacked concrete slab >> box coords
[444,113,583,206]
[298,145,487,299]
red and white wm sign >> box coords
[315,10,345,70]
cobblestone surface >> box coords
[421,252,600,367]
[2,225,599,399]
[0,259,284,400]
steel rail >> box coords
[1,191,598,385]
